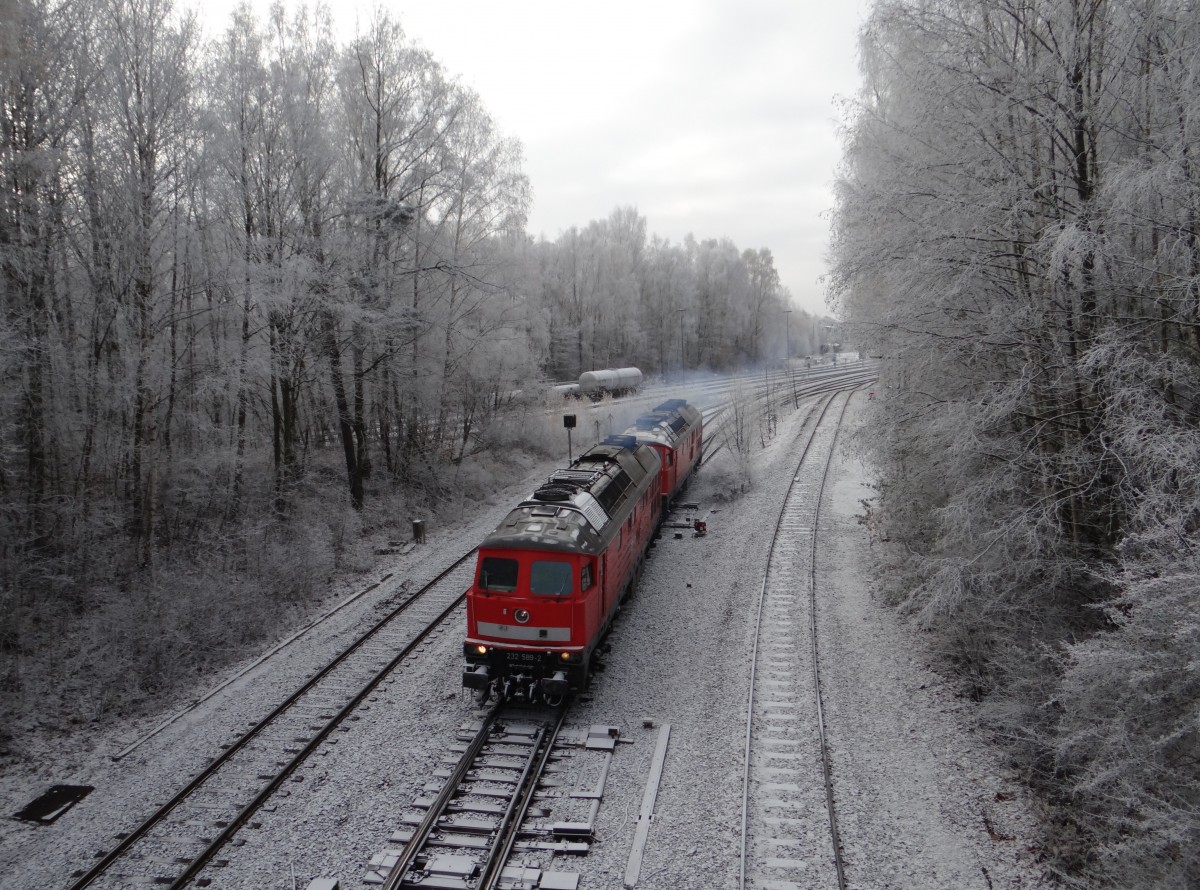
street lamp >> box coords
[784,310,796,408]
[783,310,792,364]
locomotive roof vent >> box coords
[531,466,605,502]
[602,434,639,451]
[532,482,578,502]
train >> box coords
[552,366,643,400]
[624,398,703,510]
[462,398,704,705]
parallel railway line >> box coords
[740,389,856,890]
[66,555,478,890]
[698,362,875,464]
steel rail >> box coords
[476,708,569,890]
[377,702,506,890]
[376,705,566,890]
[807,390,855,890]
[168,587,471,889]
[738,389,854,890]
[67,549,478,890]
[700,367,875,465]
[738,392,837,890]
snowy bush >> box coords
[1055,570,1200,888]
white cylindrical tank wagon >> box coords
[578,367,643,398]
[551,382,582,398]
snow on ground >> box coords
[0,392,1050,889]
[815,428,1047,889]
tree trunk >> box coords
[324,313,363,509]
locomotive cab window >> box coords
[581,562,593,591]
[530,560,574,596]
[479,556,518,592]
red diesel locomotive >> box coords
[462,435,662,705]
[624,398,703,509]
[462,400,703,705]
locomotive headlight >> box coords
[475,644,488,655]
[514,608,530,624]
[560,651,570,661]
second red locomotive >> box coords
[624,398,703,510]
[462,399,703,705]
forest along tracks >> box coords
[368,704,617,890]
[66,552,479,890]
[740,389,855,890]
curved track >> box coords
[739,389,855,890]
[67,554,478,890]
[698,362,875,464]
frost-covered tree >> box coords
[0,0,811,753]
[529,209,801,378]
[831,0,1200,883]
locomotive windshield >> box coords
[530,560,574,596]
[479,556,518,592]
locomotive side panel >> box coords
[673,420,702,497]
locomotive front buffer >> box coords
[463,648,575,707]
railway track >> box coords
[367,704,617,890]
[740,389,855,890]
[66,554,479,890]
[61,376,868,890]
[699,362,875,464]
[642,358,876,417]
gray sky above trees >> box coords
[199,0,870,315]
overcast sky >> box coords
[200,1,873,316]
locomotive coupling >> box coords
[542,670,569,700]
[463,665,490,690]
